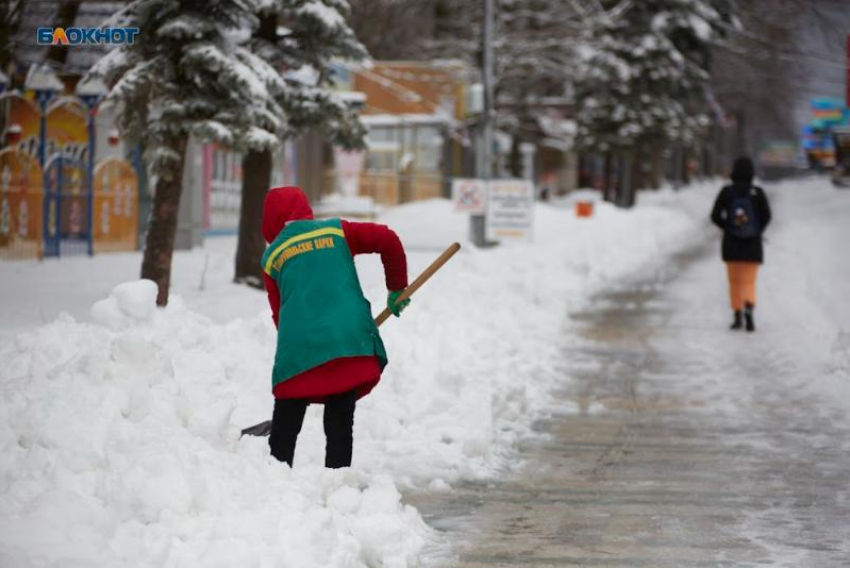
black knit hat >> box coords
[731,156,754,184]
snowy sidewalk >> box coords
[410,179,850,566]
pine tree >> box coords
[234,0,368,287]
[576,0,732,203]
[91,0,287,305]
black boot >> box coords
[730,310,743,330]
[744,304,755,332]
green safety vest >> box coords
[261,218,387,389]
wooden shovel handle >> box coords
[374,242,461,327]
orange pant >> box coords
[726,262,759,311]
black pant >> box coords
[268,389,357,468]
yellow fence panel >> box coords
[93,157,139,253]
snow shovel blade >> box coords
[241,420,272,437]
[240,242,461,438]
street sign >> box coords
[485,179,534,242]
[452,178,487,214]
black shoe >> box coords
[730,310,743,330]
[744,304,755,332]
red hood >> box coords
[262,186,314,242]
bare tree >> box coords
[710,0,844,158]
[346,0,436,60]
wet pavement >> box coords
[411,241,850,567]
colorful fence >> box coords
[0,149,43,259]
[0,148,139,260]
[93,157,139,253]
[42,154,90,257]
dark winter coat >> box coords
[710,183,772,263]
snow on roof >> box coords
[360,114,449,127]
[24,64,64,92]
[538,116,576,136]
[541,137,572,151]
[46,95,86,114]
[75,74,108,97]
[335,91,366,104]
[537,115,577,151]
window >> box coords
[366,151,397,171]
[367,126,397,146]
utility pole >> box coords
[845,34,849,108]
[471,0,494,247]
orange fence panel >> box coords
[93,157,139,253]
[0,149,43,260]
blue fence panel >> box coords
[42,154,92,258]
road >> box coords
[411,236,850,567]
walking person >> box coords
[261,186,409,468]
[711,157,772,332]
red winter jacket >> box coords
[261,187,408,402]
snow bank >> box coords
[0,184,717,566]
[0,282,435,567]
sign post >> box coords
[485,179,534,242]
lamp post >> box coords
[470,0,494,248]
[76,76,108,255]
[24,64,64,168]
[75,76,108,256]
[76,77,108,183]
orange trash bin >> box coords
[575,201,594,218]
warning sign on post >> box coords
[452,178,487,214]
[485,179,534,242]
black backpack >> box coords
[726,188,759,239]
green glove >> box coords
[387,290,411,317]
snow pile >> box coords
[0,282,435,567]
[90,279,159,329]
[0,184,717,566]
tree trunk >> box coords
[624,147,641,207]
[234,149,271,288]
[682,147,692,186]
[649,147,662,190]
[0,0,26,71]
[232,10,277,289]
[508,134,522,178]
[602,152,614,203]
[45,1,81,66]
[617,151,636,209]
[141,134,188,306]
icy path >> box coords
[411,183,850,566]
